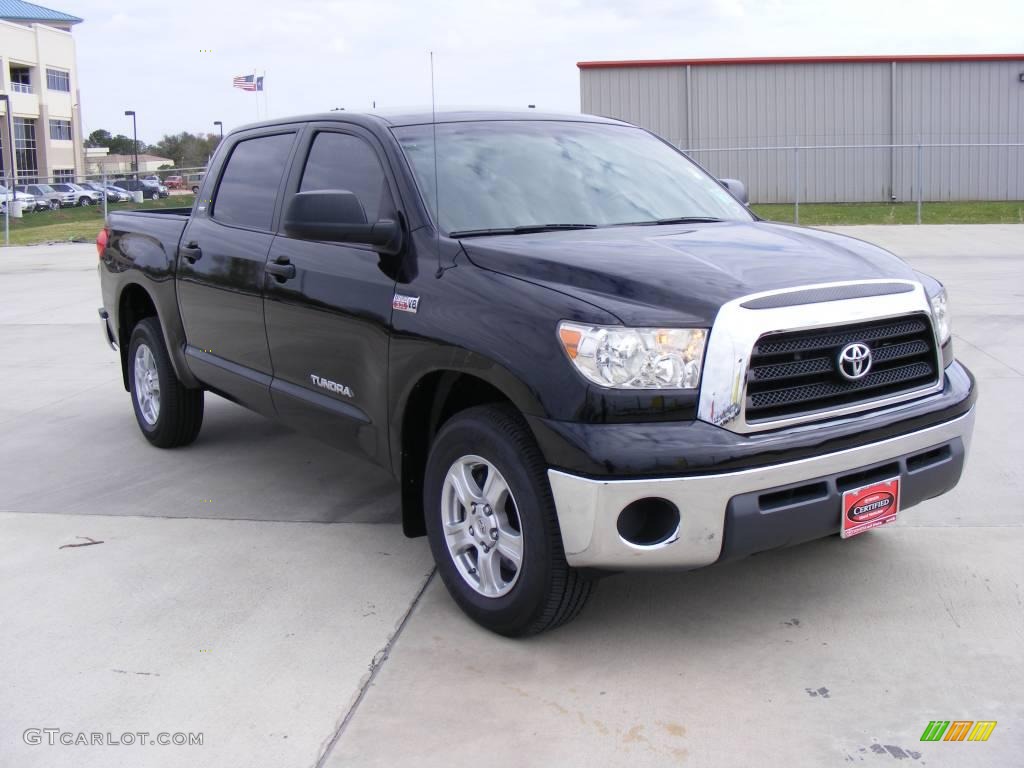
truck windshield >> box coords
[393,120,752,236]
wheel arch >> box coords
[396,368,540,538]
[117,283,158,391]
[116,280,199,391]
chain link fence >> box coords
[684,143,1024,224]
[0,167,207,246]
[3,142,1024,244]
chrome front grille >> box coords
[744,314,939,422]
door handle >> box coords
[265,257,296,282]
[180,241,203,263]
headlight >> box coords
[929,288,951,345]
[557,321,707,389]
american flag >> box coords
[232,74,263,92]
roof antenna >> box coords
[431,51,443,278]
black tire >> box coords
[128,317,204,448]
[150,191,159,200]
[78,196,91,206]
[424,404,594,636]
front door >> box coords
[176,129,297,415]
[263,127,399,466]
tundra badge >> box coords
[310,374,353,398]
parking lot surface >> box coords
[1,225,1021,767]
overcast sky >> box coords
[67,0,1023,143]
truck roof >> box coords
[227,108,627,132]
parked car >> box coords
[78,181,115,201]
[78,181,126,203]
[113,178,169,200]
[96,110,976,636]
[0,184,39,212]
[17,183,74,209]
[51,182,101,207]
[184,173,204,194]
[164,175,183,189]
[105,185,133,202]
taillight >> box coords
[96,227,108,259]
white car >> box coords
[51,183,101,207]
[0,184,38,212]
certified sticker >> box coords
[841,477,900,539]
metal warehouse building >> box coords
[578,54,1024,204]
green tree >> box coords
[86,128,146,155]
[85,128,112,148]
[108,134,143,155]
[150,132,221,169]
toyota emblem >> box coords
[838,342,872,380]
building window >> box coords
[46,68,70,92]
[10,65,31,94]
[49,119,72,141]
[53,169,74,182]
[14,118,39,182]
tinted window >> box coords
[214,133,294,230]
[299,133,391,223]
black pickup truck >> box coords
[97,110,976,636]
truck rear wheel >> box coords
[128,318,204,448]
[423,405,594,636]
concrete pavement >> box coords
[1,226,1022,767]
[0,512,433,768]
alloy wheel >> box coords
[441,455,524,598]
[133,344,161,425]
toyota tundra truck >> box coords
[96,110,976,636]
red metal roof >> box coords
[577,54,1024,69]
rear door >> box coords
[263,125,399,466]
[177,128,298,415]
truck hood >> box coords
[462,221,917,326]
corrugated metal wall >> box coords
[580,59,1024,203]
[892,60,1024,201]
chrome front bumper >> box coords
[547,407,975,570]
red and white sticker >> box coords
[392,293,420,313]
[841,477,900,539]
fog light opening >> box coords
[616,497,680,547]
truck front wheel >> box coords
[423,405,595,636]
[128,318,204,448]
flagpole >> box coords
[254,70,259,120]
[259,71,264,119]
[263,70,268,118]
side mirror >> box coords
[719,178,748,205]
[283,190,402,253]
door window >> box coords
[213,133,294,230]
[299,133,392,223]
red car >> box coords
[164,176,183,189]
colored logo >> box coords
[392,293,420,314]
[847,490,895,522]
[920,721,997,742]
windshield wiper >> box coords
[615,216,725,226]
[450,224,598,238]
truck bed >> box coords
[106,209,190,270]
